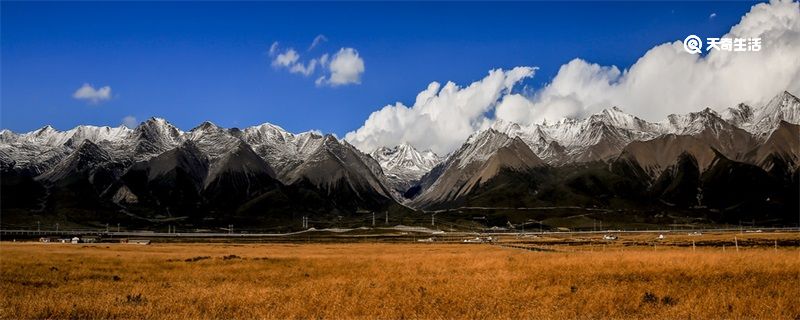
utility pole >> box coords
[431,213,435,227]
[117,223,120,232]
[37,220,40,232]
[106,223,109,233]
[385,212,388,225]
[372,212,375,227]
[55,223,59,232]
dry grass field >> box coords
[1,242,799,319]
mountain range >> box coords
[2,91,798,230]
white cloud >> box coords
[289,59,318,76]
[269,42,280,56]
[271,48,319,76]
[270,38,364,86]
[498,0,800,125]
[72,83,112,104]
[121,116,138,128]
[308,34,328,50]
[345,67,535,155]
[710,12,717,19]
[316,48,365,87]
[319,53,329,66]
[272,48,299,68]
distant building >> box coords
[80,236,100,243]
[71,237,80,244]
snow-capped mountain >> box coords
[412,129,544,205]
[185,121,241,159]
[492,106,662,163]
[484,92,799,166]
[745,91,800,140]
[370,143,442,194]
[130,117,184,160]
[1,91,798,219]
[241,123,327,180]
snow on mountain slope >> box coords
[487,92,799,166]
[492,107,661,163]
[745,121,800,174]
[370,143,442,196]
[748,91,800,140]
[36,140,113,182]
[130,117,184,160]
[413,129,544,205]
[371,143,441,182]
[284,135,395,202]
[185,121,242,161]
[720,103,755,128]
[241,123,326,181]
[0,124,133,173]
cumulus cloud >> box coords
[72,83,112,104]
[497,0,800,125]
[270,38,364,86]
[345,67,535,154]
[308,34,328,50]
[121,116,138,128]
[315,48,365,87]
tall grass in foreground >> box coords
[1,243,798,319]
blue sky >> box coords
[1,1,761,135]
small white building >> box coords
[71,237,80,244]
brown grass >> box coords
[1,242,799,319]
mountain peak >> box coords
[398,142,414,149]
[144,117,170,125]
[371,140,442,185]
[35,125,57,134]
[195,121,219,131]
[323,134,339,144]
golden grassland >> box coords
[1,241,799,319]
